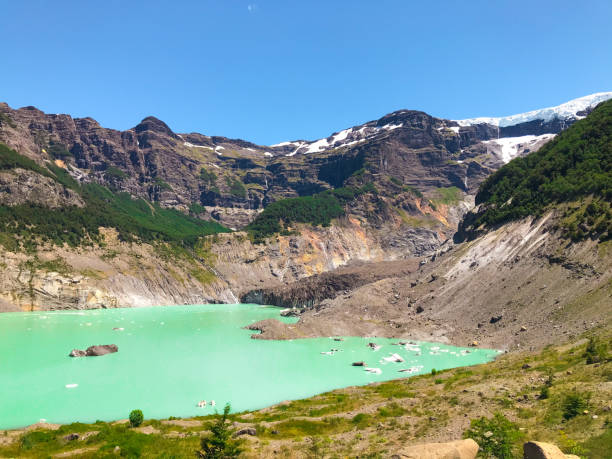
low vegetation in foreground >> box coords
[1,332,609,458]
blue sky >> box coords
[1,1,611,145]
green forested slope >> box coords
[0,143,229,250]
[465,99,612,241]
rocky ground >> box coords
[0,215,429,312]
[246,213,612,352]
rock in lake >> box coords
[69,344,118,357]
[69,349,87,357]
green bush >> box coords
[197,403,243,458]
[153,177,173,191]
[464,412,522,458]
[20,430,56,450]
[225,176,247,198]
[200,168,217,185]
[129,409,144,427]
[104,165,127,181]
[47,141,72,159]
[584,336,608,364]
[562,391,589,420]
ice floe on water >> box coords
[382,353,404,363]
[365,367,382,375]
[65,384,78,389]
[398,366,424,374]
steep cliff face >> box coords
[0,168,84,208]
[246,213,612,350]
[0,94,608,313]
[0,102,507,230]
[0,215,428,311]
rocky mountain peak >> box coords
[134,116,175,136]
[374,109,430,128]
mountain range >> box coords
[0,93,610,331]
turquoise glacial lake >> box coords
[0,304,500,429]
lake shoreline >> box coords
[0,304,499,430]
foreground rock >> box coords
[69,344,118,357]
[234,427,257,437]
[392,438,478,458]
[523,441,580,459]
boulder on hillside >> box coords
[523,441,580,459]
[69,344,118,357]
[391,438,478,459]
[234,427,256,437]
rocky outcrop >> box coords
[0,101,520,230]
[69,344,118,357]
[0,169,84,208]
[241,259,419,309]
[246,212,612,351]
[234,427,257,437]
[391,438,478,459]
[523,441,580,459]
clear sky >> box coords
[1,1,611,145]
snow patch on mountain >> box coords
[456,92,612,128]
[482,134,556,163]
[273,121,408,156]
[184,141,212,150]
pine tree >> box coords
[197,404,243,458]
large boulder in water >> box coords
[392,438,479,458]
[69,344,118,357]
[86,344,118,356]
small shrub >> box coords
[21,430,56,450]
[464,412,522,459]
[584,336,607,364]
[129,409,144,427]
[198,403,243,458]
[562,391,589,420]
[47,141,73,159]
[377,402,406,418]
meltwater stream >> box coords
[0,304,499,429]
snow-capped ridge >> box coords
[456,92,612,128]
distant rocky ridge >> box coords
[0,93,610,312]
[2,94,607,230]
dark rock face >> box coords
[69,344,118,357]
[0,169,84,208]
[241,260,420,309]
[0,100,577,231]
[0,103,505,230]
